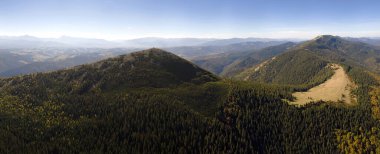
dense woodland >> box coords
[0,41,379,153]
[0,70,379,153]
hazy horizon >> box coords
[1,34,380,42]
[1,0,380,40]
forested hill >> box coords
[0,48,218,94]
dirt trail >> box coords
[290,64,355,105]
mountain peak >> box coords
[53,49,219,92]
[303,35,348,50]
[120,48,181,62]
[313,35,341,41]
[138,48,171,55]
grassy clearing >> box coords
[290,64,356,105]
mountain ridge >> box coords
[237,35,380,86]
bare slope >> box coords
[291,64,355,105]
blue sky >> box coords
[0,0,379,40]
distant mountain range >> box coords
[0,35,300,48]
[1,35,379,49]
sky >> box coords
[0,0,380,40]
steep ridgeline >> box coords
[0,48,218,95]
[238,35,380,89]
[192,42,296,76]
